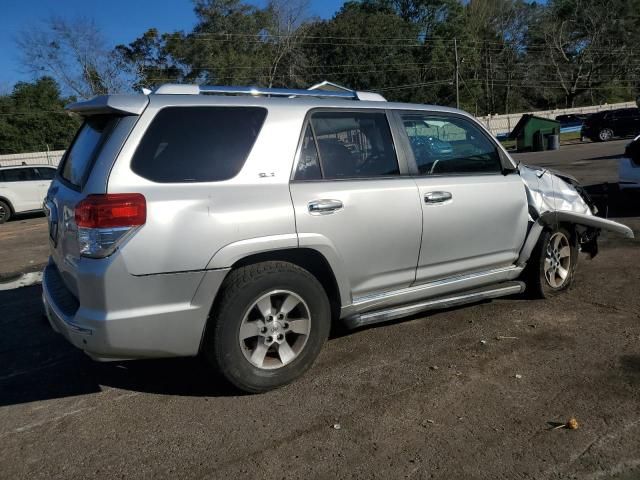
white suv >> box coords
[0,165,57,223]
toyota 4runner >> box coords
[42,84,634,392]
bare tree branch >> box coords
[16,17,129,98]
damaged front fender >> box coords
[517,165,634,266]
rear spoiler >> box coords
[65,95,149,116]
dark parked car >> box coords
[581,108,640,142]
[555,114,589,130]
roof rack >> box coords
[152,83,386,101]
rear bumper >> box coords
[42,259,230,360]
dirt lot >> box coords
[1,140,639,479]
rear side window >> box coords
[295,111,399,180]
[60,115,118,187]
[131,107,267,183]
[1,168,39,182]
[295,125,322,180]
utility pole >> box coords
[454,38,460,109]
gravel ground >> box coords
[0,140,639,479]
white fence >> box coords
[0,150,65,167]
[476,101,637,137]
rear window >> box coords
[59,115,118,187]
[131,107,267,183]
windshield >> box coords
[59,115,119,188]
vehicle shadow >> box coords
[0,285,240,407]
[584,182,640,218]
[583,153,625,161]
[619,355,640,385]
[329,298,503,339]
[7,211,46,222]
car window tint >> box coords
[131,107,267,183]
[37,168,57,180]
[310,111,399,179]
[618,109,640,119]
[60,115,117,187]
[401,113,502,175]
[295,124,322,180]
[2,168,38,182]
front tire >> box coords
[524,227,578,299]
[0,200,11,224]
[203,261,331,393]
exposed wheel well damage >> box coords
[517,164,633,267]
[230,248,342,321]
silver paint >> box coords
[43,87,634,361]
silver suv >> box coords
[42,84,633,392]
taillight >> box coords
[75,194,146,258]
[76,194,146,228]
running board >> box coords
[343,281,525,329]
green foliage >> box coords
[302,2,423,99]
[7,0,639,156]
[0,77,80,154]
[113,0,638,112]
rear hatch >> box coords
[46,95,148,297]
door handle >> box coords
[308,199,343,215]
[424,191,452,204]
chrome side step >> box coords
[343,281,525,329]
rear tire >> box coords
[0,200,11,224]
[524,227,578,299]
[203,261,331,393]
[597,128,613,142]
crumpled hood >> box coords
[519,164,592,218]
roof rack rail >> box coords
[152,83,386,101]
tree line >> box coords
[2,0,640,154]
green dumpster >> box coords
[508,114,560,152]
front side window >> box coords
[297,111,399,180]
[401,113,503,175]
[131,107,267,183]
[37,167,57,180]
[617,109,640,119]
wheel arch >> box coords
[221,247,345,322]
[0,195,15,214]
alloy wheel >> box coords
[544,232,571,288]
[239,290,311,370]
[599,129,613,141]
